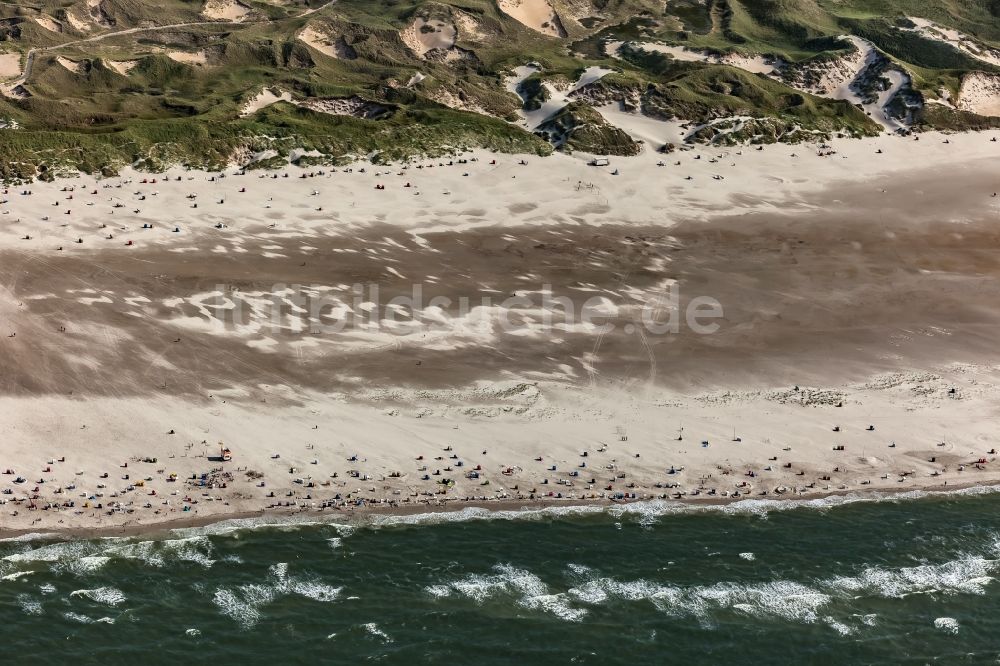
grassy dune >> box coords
[0,0,996,175]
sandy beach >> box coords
[1,128,999,534]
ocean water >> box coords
[3,490,1000,663]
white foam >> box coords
[824,615,853,636]
[363,623,393,642]
[212,562,341,628]
[824,556,996,598]
[98,536,216,569]
[934,617,960,634]
[66,556,111,575]
[427,563,586,621]
[2,570,34,581]
[17,593,42,615]
[63,611,115,624]
[70,586,126,606]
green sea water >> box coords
[3,489,1000,664]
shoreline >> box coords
[4,476,1000,543]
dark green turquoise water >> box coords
[3,489,1000,664]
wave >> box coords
[824,555,997,598]
[70,586,126,606]
[2,570,34,581]
[212,562,342,629]
[63,612,115,625]
[426,541,1000,633]
[106,535,216,569]
[0,534,217,576]
[427,564,596,622]
[3,539,118,565]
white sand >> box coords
[64,11,92,33]
[239,88,376,118]
[0,129,996,248]
[298,25,339,58]
[506,64,615,130]
[240,88,293,117]
[401,17,457,57]
[107,60,139,76]
[610,37,908,132]
[453,10,486,42]
[167,50,208,65]
[1,364,1000,532]
[202,0,250,21]
[614,41,776,75]
[33,16,62,33]
[0,52,21,79]
[55,57,85,74]
[905,17,1000,68]
[958,72,1000,117]
[497,0,565,38]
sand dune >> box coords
[959,72,1000,118]
[240,88,293,116]
[202,0,250,21]
[612,41,776,75]
[506,64,614,130]
[298,25,339,58]
[401,17,457,58]
[240,88,383,118]
[497,0,565,38]
[0,52,20,79]
[34,15,63,33]
[453,10,487,42]
[55,57,85,74]
[107,59,139,76]
[609,37,909,132]
[905,17,1000,68]
[64,11,92,33]
[167,50,208,65]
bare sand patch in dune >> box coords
[958,72,1000,117]
[497,0,565,37]
[301,96,387,118]
[240,88,293,117]
[453,10,487,41]
[34,15,63,33]
[401,17,457,57]
[64,11,92,32]
[0,52,21,79]
[167,50,208,65]
[299,25,339,58]
[56,56,85,74]
[107,59,138,76]
[202,0,250,20]
[905,17,1000,68]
